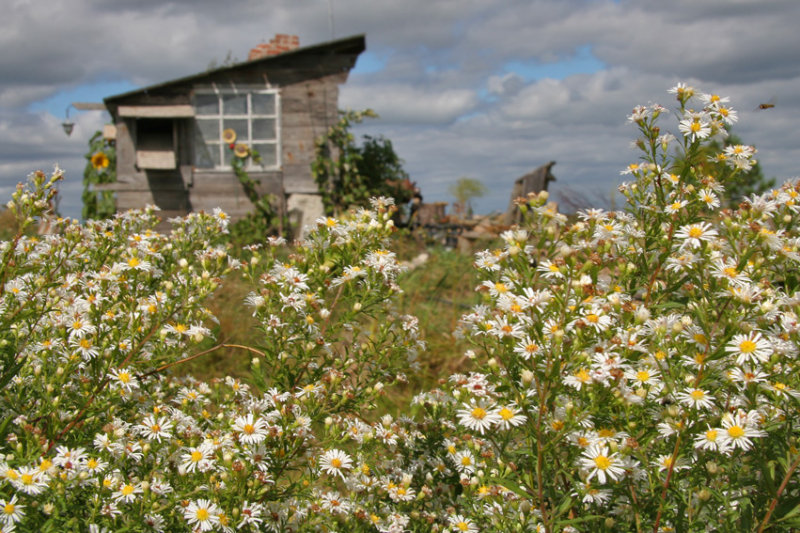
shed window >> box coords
[193,90,279,170]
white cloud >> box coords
[341,85,479,123]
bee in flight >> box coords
[756,98,776,110]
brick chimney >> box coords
[248,34,300,61]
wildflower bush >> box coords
[2,85,800,532]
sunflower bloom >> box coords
[234,143,250,158]
[222,128,237,144]
[91,152,110,170]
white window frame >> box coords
[193,87,281,170]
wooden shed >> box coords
[504,161,557,225]
[101,34,366,229]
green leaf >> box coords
[0,357,24,389]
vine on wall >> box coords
[82,131,117,220]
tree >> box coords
[448,177,487,218]
[312,110,414,215]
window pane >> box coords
[253,143,277,167]
[252,93,275,115]
[223,119,249,141]
[222,94,247,115]
[195,119,219,142]
[195,94,219,115]
[252,118,276,140]
[193,125,216,167]
[194,143,216,168]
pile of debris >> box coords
[409,162,557,252]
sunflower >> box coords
[91,152,109,170]
[234,143,250,158]
[222,128,237,144]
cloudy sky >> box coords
[3,0,800,219]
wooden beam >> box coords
[71,102,107,111]
[118,105,195,118]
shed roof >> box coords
[104,34,366,109]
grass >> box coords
[171,232,486,406]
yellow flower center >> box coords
[191,451,203,462]
[4,503,14,515]
[461,456,472,466]
[576,369,590,382]
[471,407,487,420]
[21,474,33,485]
[586,314,599,323]
[688,227,703,238]
[457,522,470,532]
[196,508,210,521]
[690,390,705,400]
[243,424,255,435]
[727,425,745,439]
[128,257,140,268]
[594,455,611,470]
[705,429,717,441]
[494,282,507,293]
[636,371,650,382]
[118,372,130,384]
[739,340,756,353]
[121,484,134,496]
[331,458,342,469]
[499,407,513,421]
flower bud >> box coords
[521,370,534,385]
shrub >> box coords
[2,85,800,532]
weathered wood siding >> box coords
[103,35,363,223]
[189,171,283,219]
[280,73,345,194]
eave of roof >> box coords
[104,33,366,105]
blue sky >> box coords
[2,0,800,220]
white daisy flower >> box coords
[319,449,353,479]
[725,331,772,365]
[137,414,173,443]
[456,400,501,434]
[675,388,715,410]
[0,495,24,527]
[183,499,220,532]
[717,411,766,453]
[580,444,626,484]
[495,404,527,430]
[231,413,268,445]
